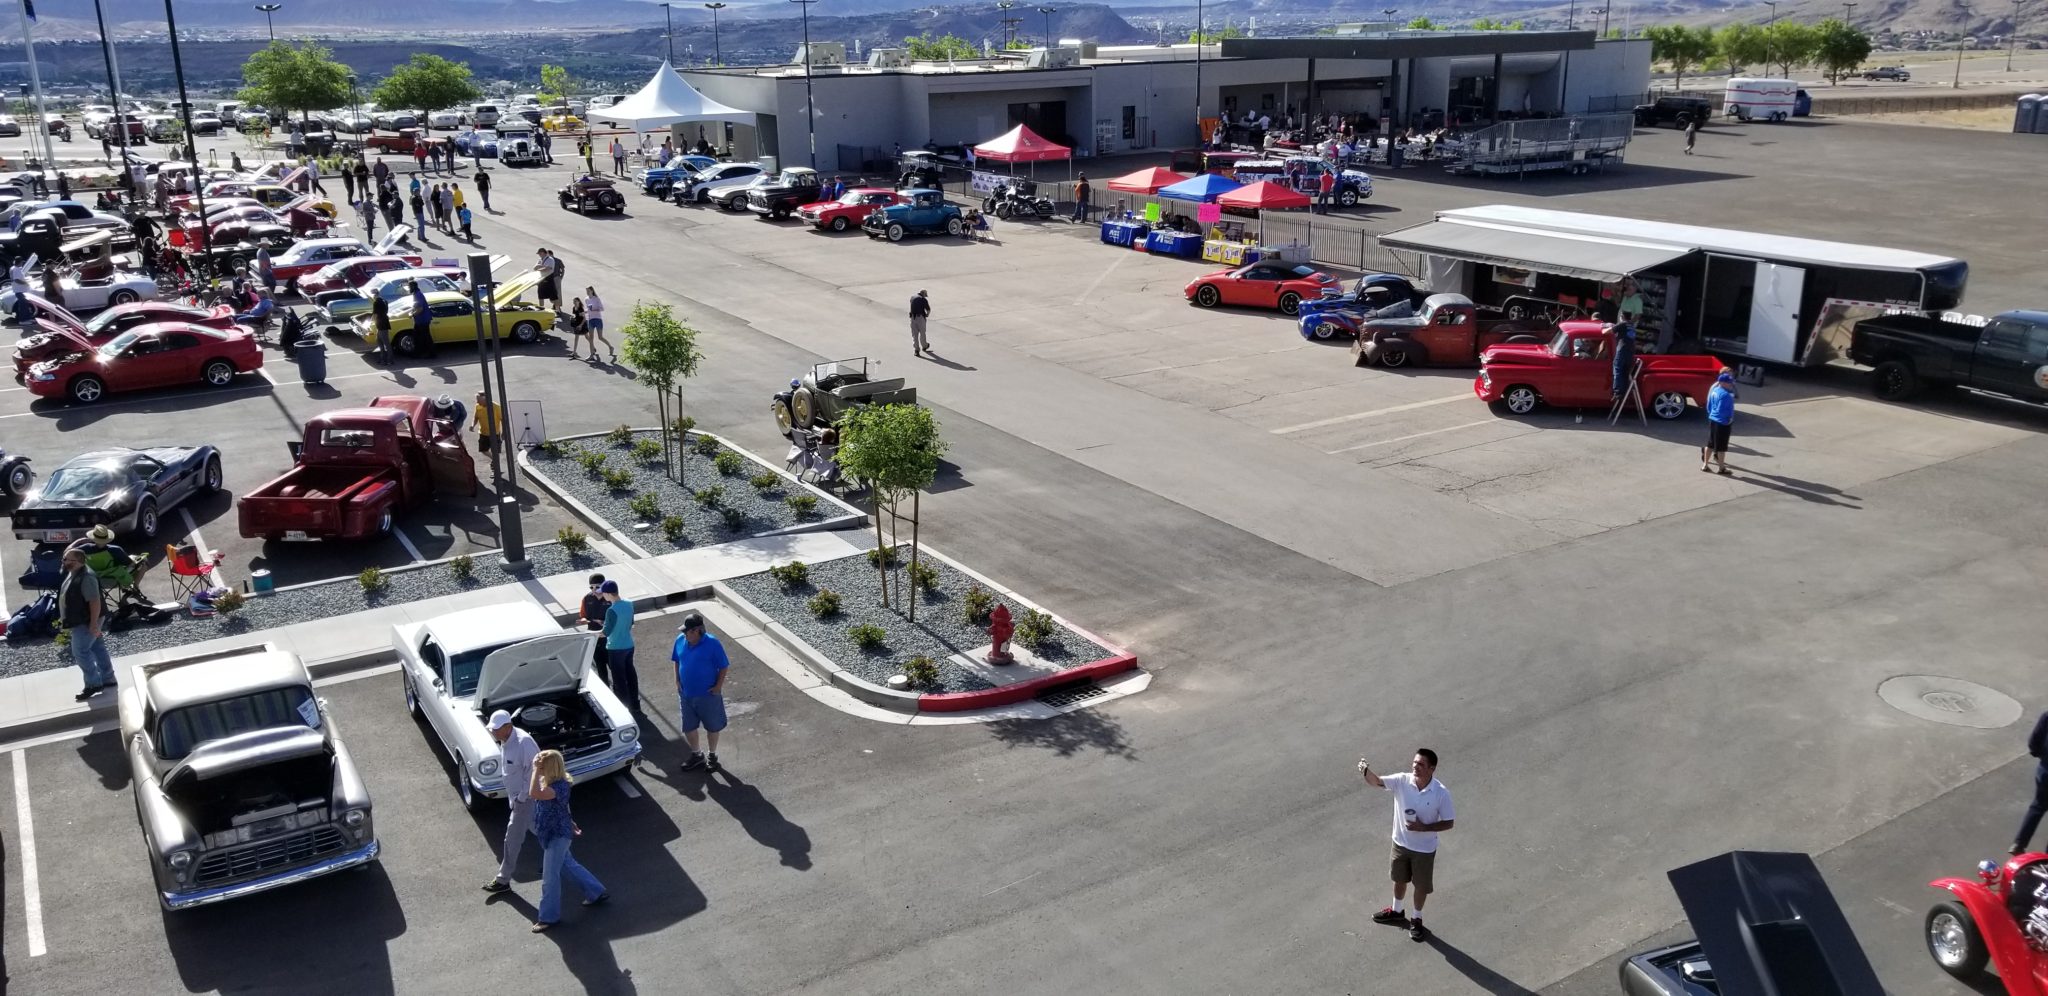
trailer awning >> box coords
[1379,219,1695,283]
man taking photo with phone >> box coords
[1361,748,1455,942]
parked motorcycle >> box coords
[984,182,1053,220]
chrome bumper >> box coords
[161,838,380,910]
[473,742,642,798]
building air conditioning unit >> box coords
[1056,38,1098,58]
[1023,47,1080,69]
[868,47,908,68]
[794,42,846,66]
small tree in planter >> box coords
[833,403,946,619]
[619,301,703,486]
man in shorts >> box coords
[1361,748,1456,942]
[1702,368,1737,475]
[671,612,730,772]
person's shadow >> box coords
[1424,934,1538,996]
[695,770,813,870]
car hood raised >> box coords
[476,631,598,712]
[162,726,329,795]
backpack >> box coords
[5,592,58,641]
[552,257,566,284]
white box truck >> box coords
[1725,77,1799,123]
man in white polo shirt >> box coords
[1361,748,1456,942]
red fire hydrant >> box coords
[986,603,1016,665]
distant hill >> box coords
[4,0,680,38]
[578,3,1149,60]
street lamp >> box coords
[2008,0,2025,71]
[790,0,818,169]
[1039,6,1055,49]
[91,0,131,200]
[703,2,726,66]
[1765,0,1779,72]
[1193,0,1203,140]
[659,3,675,64]
[347,72,359,146]
[1955,1,1972,88]
[1592,6,1610,36]
[998,0,1015,47]
[255,3,280,40]
[164,0,207,252]
[1842,1,1858,24]
[465,252,526,570]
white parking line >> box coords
[12,750,46,957]
[1271,393,1472,435]
[390,526,425,563]
[1324,420,1497,455]
[616,776,643,799]
[177,507,232,591]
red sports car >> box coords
[25,322,264,404]
[266,237,373,285]
[297,254,428,299]
[798,188,907,233]
[1184,260,1339,316]
[14,302,240,374]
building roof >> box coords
[1222,29,1597,60]
[1441,204,1963,273]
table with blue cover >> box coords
[1101,220,1147,247]
[1144,231,1203,258]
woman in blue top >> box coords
[528,749,608,931]
[1701,368,1737,476]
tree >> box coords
[539,64,575,108]
[1812,18,1873,84]
[1764,20,1820,77]
[1469,17,1525,30]
[370,54,481,119]
[1405,16,1440,30]
[1714,23,1770,75]
[1646,24,1716,88]
[1004,38,1031,50]
[238,40,351,125]
[833,404,944,618]
[618,302,704,485]
[1189,26,1245,43]
[903,32,979,61]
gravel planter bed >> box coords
[529,430,819,554]
[0,543,606,680]
[723,551,1113,695]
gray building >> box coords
[681,30,1650,173]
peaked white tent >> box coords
[586,61,757,131]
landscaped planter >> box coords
[722,550,1113,695]
[0,542,605,679]
[525,429,857,555]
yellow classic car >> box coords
[540,107,584,133]
[353,270,555,355]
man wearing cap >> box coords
[671,612,730,772]
[909,289,931,356]
[1702,367,1737,475]
[599,580,639,711]
[481,708,541,893]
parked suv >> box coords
[1633,95,1713,128]
[1863,65,1911,80]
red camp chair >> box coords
[165,543,222,600]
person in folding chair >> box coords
[65,526,161,626]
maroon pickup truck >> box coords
[237,395,476,541]
[1352,293,1567,368]
[1475,322,1725,420]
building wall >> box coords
[1561,39,1652,113]
[926,85,1088,149]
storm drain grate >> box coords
[1037,680,1109,708]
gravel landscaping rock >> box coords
[723,551,1113,695]
[529,430,823,554]
[0,543,606,680]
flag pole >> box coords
[16,0,57,169]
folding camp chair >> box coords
[165,543,223,600]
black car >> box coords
[1619,851,1882,996]
[12,446,223,544]
[1633,95,1714,128]
[1862,66,1911,81]
[744,167,825,220]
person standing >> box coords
[610,138,625,176]
[457,203,474,242]
[1317,169,1336,214]
[475,168,492,212]
[370,292,392,365]
[583,138,596,175]
[600,581,639,711]
[671,612,729,772]
[527,749,608,932]
[1071,173,1091,223]
[254,246,275,295]
[451,182,466,218]
[1684,116,1700,155]
[583,286,613,361]
[413,141,428,174]
[534,249,561,311]
[473,389,500,454]
[2012,710,2048,855]
[409,279,437,358]
[1702,368,1737,475]
[341,163,356,204]
[909,289,931,356]
[1610,319,1637,401]
[567,298,593,359]
[480,709,540,894]
[1362,749,1456,942]
[59,548,116,701]
[372,155,390,187]
[409,185,426,238]
[577,573,611,686]
[539,128,553,165]
[438,184,455,233]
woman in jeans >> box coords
[528,749,608,931]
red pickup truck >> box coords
[1351,293,1561,368]
[237,396,476,541]
[1475,322,1725,420]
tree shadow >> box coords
[1423,934,1539,996]
[985,706,1138,760]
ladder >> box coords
[1608,357,1647,426]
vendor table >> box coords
[1101,220,1147,247]
[1145,231,1202,258]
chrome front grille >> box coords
[193,825,348,885]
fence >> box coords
[1256,213,1413,276]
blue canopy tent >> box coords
[1157,173,1243,201]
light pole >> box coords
[1765,0,1779,73]
[1559,0,1577,111]
[91,0,131,199]
[1955,1,1971,88]
[1193,0,1203,141]
[791,0,817,169]
[1591,6,1609,36]
[659,3,675,64]
[164,0,206,253]
[998,0,1015,47]
[254,2,279,40]
[1039,5,1055,49]
[1842,1,1857,24]
[465,252,526,570]
[2008,0,2023,71]
[347,72,359,146]
[703,2,725,66]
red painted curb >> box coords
[917,653,1140,713]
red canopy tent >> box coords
[1217,181,1313,244]
[1106,167,1190,194]
[972,125,1072,163]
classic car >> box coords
[744,167,826,220]
[3,199,131,237]
[673,162,765,205]
[1296,273,1425,337]
[638,155,719,196]
[1863,65,1911,80]
[354,270,553,355]
[117,648,378,910]
[712,174,774,212]
[295,253,429,302]
[425,109,463,130]
[1184,260,1338,316]
[1620,851,1881,996]
[895,150,948,190]
[1925,853,2048,989]
[454,128,500,158]
[310,266,477,327]
[366,127,427,155]
[1475,322,1724,419]
[25,323,264,404]
[12,445,223,543]
[238,397,475,541]
[1348,293,1562,366]
[266,237,371,285]
[371,110,419,131]
[772,356,918,437]
[1229,157,1374,207]
[0,267,158,316]
[498,128,542,166]
[14,303,241,373]
[559,175,626,214]
[391,601,640,810]
[799,187,906,232]
[539,107,583,132]
[861,189,965,241]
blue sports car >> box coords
[638,155,720,196]
[454,128,500,158]
[1297,273,1424,340]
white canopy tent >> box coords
[586,61,757,131]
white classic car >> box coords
[392,602,640,810]
[0,269,158,315]
[425,109,462,130]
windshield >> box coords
[41,463,128,500]
[156,684,320,760]
[83,309,131,335]
[448,643,513,697]
[99,330,140,358]
[1548,329,1574,355]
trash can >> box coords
[295,337,327,384]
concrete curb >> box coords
[918,653,1141,712]
[709,580,922,712]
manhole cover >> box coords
[1876,675,2023,729]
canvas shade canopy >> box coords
[1156,172,1243,202]
[971,125,1071,163]
[585,61,757,131]
[1216,180,1311,210]
[1106,167,1190,194]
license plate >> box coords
[43,530,69,542]
[283,530,312,541]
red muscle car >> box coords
[266,237,372,284]
[14,303,240,374]
[297,254,428,299]
[1184,260,1339,317]
[1475,321,1724,420]
[25,323,264,404]
[798,188,906,232]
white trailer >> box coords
[1725,77,1800,123]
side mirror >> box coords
[431,677,444,691]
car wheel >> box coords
[1650,390,1689,420]
[1676,112,1693,128]
[772,396,796,438]
[508,320,541,344]
[946,217,963,236]
[202,360,236,387]
[3,461,30,496]
[394,331,419,355]
[1194,285,1221,308]
[136,499,159,539]
[1380,346,1411,368]
[1926,902,1988,979]
[108,289,138,305]
[1312,321,1341,340]
[1338,189,1358,207]
[1500,385,1540,416]
[403,672,420,717]
[454,751,480,811]
[202,455,222,493]
[1873,360,1920,401]
[790,386,817,428]
[1278,292,1302,316]
[830,216,849,232]
[68,374,105,404]
[886,223,906,242]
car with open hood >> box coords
[13,299,241,374]
[308,263,481,328]
[12,445,222,543]
[351,269,553,355]
[1620,850,1881,996]
[391,602,640,810]
[25,322,263,404]
[117,648,379,910]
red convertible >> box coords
[1185,260,1339,317]
[296,254,427,299]
[25,323,264,404]
[1475,322,1724,420]
[1927,853,2048,993]
[798,188,906,232]
[14,302,240,374]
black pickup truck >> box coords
[1849,309,2048,402]
[744,166,824,221]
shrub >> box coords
[867,545,901,569]
[672,415,697,436]
[720,506,746,531]
[768,560,810,587]
[601,465,636,491]
[692,433,723,457]
[449,554,475,581]
[807,588,841,618]
[556,525,590,554]
[606,423,635,445]
[749,472,780,491]
[627,492,662,522]
[1015,608,1055,650]
[901,655,941,689]
[576,450,609,475]
[660,515,686,543]
[357,566,388,595]
[693,485,724,508]
[784,493,819,517]
[714,450,744,476]
[847,622,886,650]
[630,438,663,463]
[907,558,939,592]
[539,439,569,458]
[962,584,995,626]
[54,629,69,648]
[212,588,247,615]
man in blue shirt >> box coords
[671,612,730,771]
[599,581,639,711]
[1702,369,1737,475]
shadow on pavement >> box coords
[986,706,1138,760]
[164,860,407,996]
[75,728,129,790]
[1424,934,1539,996]
[688,768,814,870]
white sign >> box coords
[970,170,1006,194]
